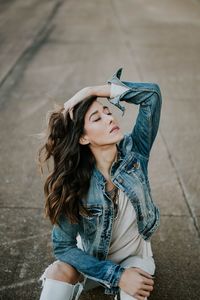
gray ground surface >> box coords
[0,0,200,299]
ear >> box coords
[79,134,90,145]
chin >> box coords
[111,132,124,144]
[117,131,124,139]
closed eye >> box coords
[93,112,112,122]
[93,117,101,122]
[91,106,112,122]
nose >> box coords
[106,114,114,124]
[105,114,114,122]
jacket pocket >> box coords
[81,206,103,240]
[125,157,145,184]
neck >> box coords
[90,144,118,181]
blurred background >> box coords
[0,0,200,299]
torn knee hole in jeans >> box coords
[39,261,86,292]
[39,261,58,287]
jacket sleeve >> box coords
[52,215,125,290]
[107,67,162,159]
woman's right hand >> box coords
[119,267,154,300]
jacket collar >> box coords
[92,144,123,187]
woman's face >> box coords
[79,100,123,147]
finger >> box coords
[138,289,151,297]
[63,103,74,120]
[134,294,146,300]
[137,268,154,279]
[142,283,154,291]
[142,277,154,286]
[69,108,74,120]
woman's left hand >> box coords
[64,86,93,119]
[64,84,111,120]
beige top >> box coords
[107,189,153,264]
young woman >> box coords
[38,67,162,300]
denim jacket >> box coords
[52,67,162,295]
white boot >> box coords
[39,278,83,300]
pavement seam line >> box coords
[1,232,51,246]
[159,129,200,238]
[0,0,65,106]
[111,0,200,240]
[110,0,200,239]
[0,278,38,291]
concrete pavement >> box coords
[0,0,200,299]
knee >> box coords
[45,261,82,284]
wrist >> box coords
[118,268,127,288]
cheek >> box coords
[86,124,106,141]
[86,126,123,145]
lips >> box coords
[110,126,119,133]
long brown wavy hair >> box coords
[38,95,98,225]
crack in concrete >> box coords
[0,0,65,107]
[160,129,200,238]
[1,232,50,246]
[0,278,38,291]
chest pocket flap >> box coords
[125,157,145,183]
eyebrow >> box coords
[89,106,109,121]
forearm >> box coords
[53,244,125,289]
[67,86,94,104]
[52,219,124,289]
[117,81,162,156]
[64,84,111,113]
[69,84,111,102]
[91,84,111,98]
[106,67,162,114]
[118,81,161,106]
[106,68,162,157]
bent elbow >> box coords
[152,83,162,101]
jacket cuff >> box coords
[104,264,126,295]
[107,67,130,115]
[106,263,126,288]
[110,83,129,99]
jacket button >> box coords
[118,178,123,184]
[133,162,139,169]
